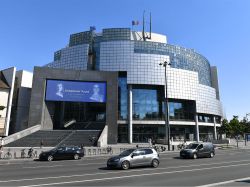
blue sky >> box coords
[0,0,249,120]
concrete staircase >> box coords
[5,130,102,147]
[58,130,101,147]
[5,130,72,147]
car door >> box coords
[130,150,145,167]
[67,147,77,159]
[63,147,72,159]
[204,144,214,157]
[197,144,205,157]
[142,149,154,165]
[203,144,210,157]
[54,147,66,160]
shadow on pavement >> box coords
[99,167,117,170]
[99,165,155,170]
[236,179,250,184]
[172,156,183,159]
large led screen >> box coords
[45,80,106,103]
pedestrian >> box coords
[40,140,44,148]
[152,139,156,146]
[183,140,187,149]
[80,144,84,149]
[136,144,139,148]
[148,138,152,147]
[0,145,3,159]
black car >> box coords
[39,146,84,161]
[180,142,215,159]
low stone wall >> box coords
[0,147,52,159]
[212,139,230,144]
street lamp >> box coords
[246,113,250,122]
[159,57,171,151]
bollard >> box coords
[172,145,175,151]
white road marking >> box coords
[196,176,250,187]
[23,165,64,169]
[0,162,23,166]
[1,159,250,184]
[21,162,104,169]
[20,162,250,187]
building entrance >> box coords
[118,124,165,143]
[52,101,106,130]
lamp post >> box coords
[245,113,250,146]
[159,57,171,151]
[246,113,250,122]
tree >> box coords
[241,117,250,133]
[218,119,231,137]
[218,116,247,139]
[229,116,245,138]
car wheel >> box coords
[121,161,130,170]
[151,159,159,168]
[193,153,197,159]
[47,155,53,161]
[210,152,214,158]
[74,154,79,160]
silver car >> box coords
[107,148,160,170]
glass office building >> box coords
[45,27,223,143]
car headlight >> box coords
[113,158,120,162]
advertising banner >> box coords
[45,80,106,103]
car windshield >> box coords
[186,144,199,149]
[119,149,135,156]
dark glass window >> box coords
[132,87,163,120]
[198,114,213,123]
[118,125,128,143]
[215,116,221,123]
[169,100,195,121]
[118,76,128,120]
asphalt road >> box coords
[0,149,250,186]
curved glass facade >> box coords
[47,28,212,87]
[44,27,223,143]
[134,41,211,86]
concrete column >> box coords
[195,114,200,142]
[128,85,133,144]
[213,116,217,140]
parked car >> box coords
[180,142,215,159]
[107,148,160,170]
[39,146,84,161]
